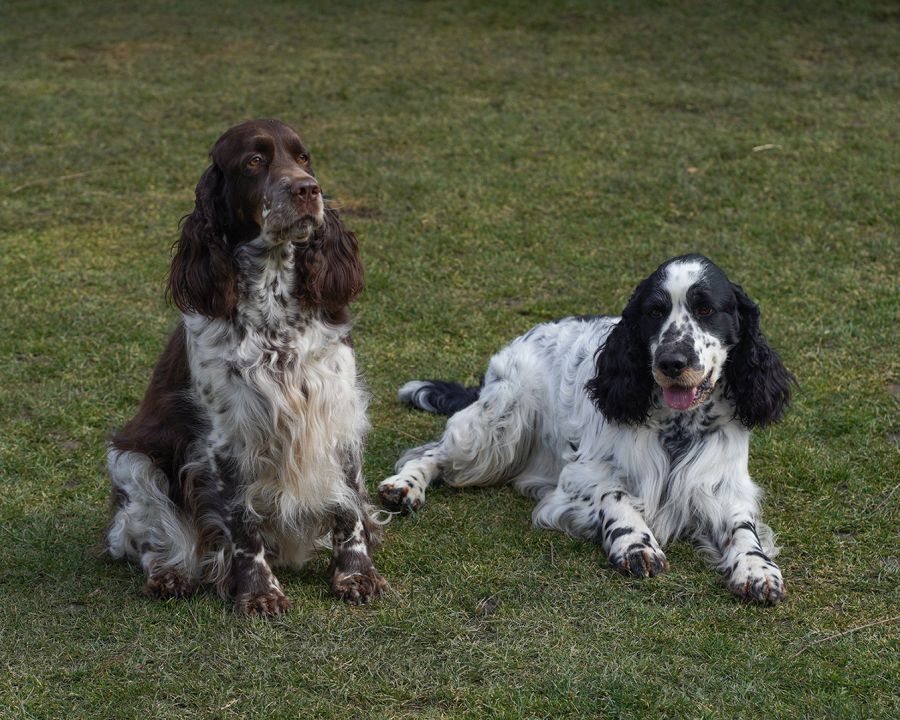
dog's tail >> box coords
[398,379,482,416]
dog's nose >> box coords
[657,352,688,379]
[290,178,320,201]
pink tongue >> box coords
[663,385,697,410]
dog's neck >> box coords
[233,233,305,332]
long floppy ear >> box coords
[293,206,364,312]
[586,279,655,425]
[167,163,239,319]
[724,283,794,428]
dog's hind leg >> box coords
[379,370,537,513]
[106,448,199,599]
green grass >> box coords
[1,0,898,717]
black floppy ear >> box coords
[586,279,655,425]
[724,283,794,428]
[167,163,239,319]
[293,206,364,312]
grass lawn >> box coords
[1,0,898,717]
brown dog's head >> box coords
[209,118,324,243]
[168,119,362,320]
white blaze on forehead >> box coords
[652,259,706,352]
[653,258,730,397]
[662,259,705,305]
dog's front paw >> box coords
[378,475,425,513]
[609,535,669,578]
[726,552,786,605]
[143,568,196,599]
[233,588,292,617]
[332,567,388,605]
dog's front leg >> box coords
[596,487,670,578]
[710,514,785,605]
[201,451,291,617]
[226,506,292,616]
[329,452,387,604]
[695,474,786,605]
[534,461,669,578]
[329,507,387,604]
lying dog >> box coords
[379,255,792,604]
[107,119,386,615]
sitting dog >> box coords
[379,255,792,604]
[107,119,386,615]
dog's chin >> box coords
[657,372,716,411]
[288,217,317,243]
[267,215,321,244]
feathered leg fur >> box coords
[329,453,387,604]
[107,449,200,599]
[533,460,669,577]
[693,487,785,605]
[379,374,536,512]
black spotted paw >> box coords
[378,475,424,513]
[610,541,669,578]
[726,553,786,606]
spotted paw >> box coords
[233,588,292,617]
[331,567,388,605]
[378,475,425,513]
[609,540,669,578]
[143,568,196,599]
[726,552,786,605]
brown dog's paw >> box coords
[233,588,292,617]
[332,567,388,605]
[143,568,196,600]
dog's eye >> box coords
[649,308,664,319]
[298,153,310,164]
[695,305,714,317]
[247,154,264,168]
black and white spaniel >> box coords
[379,255,793,604]
[107,119,386,615]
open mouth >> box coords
[661,372,714,411]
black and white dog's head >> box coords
[587,254,793,428]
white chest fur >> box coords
[183,238,368,528]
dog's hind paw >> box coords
[143,568,196,599]
[378,475,425,513]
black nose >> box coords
[657,352,688,378]
[290,178,320,201]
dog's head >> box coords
[206,118,324,243]
[587,255,793,427]
[167,119,362,319]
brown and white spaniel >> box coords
[106,119,386,615]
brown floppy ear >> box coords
[293,206,364,312]
[167,163,239,319]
